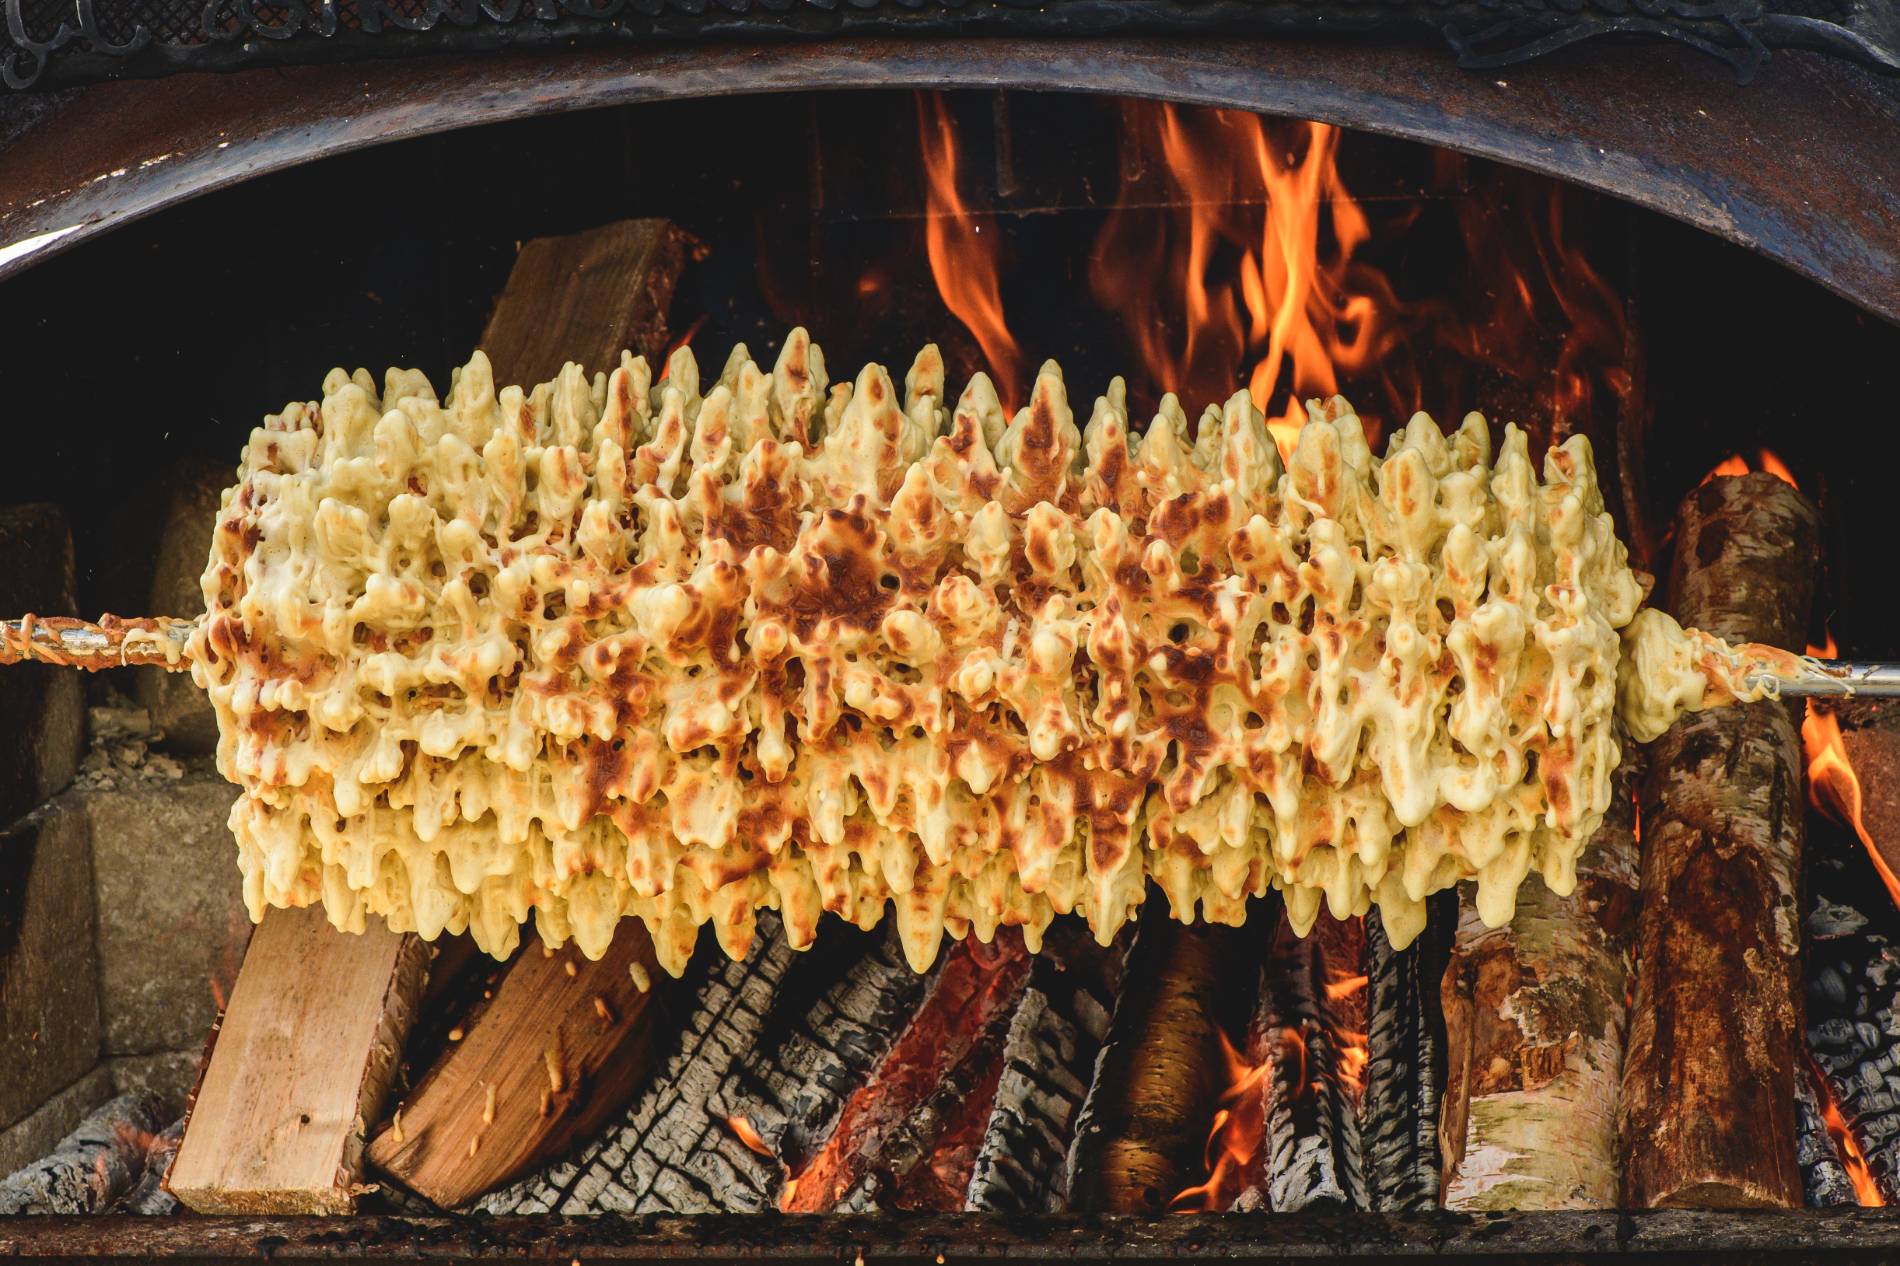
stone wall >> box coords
[0,479,251,1166]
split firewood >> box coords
[480,915,935,1215]
[167,906,430,1213]
[1068,917,1243,1213]
[1619,472,1819,1209]
[366,923,662,1209]
[477,218,697,387]
[164,216,692,1216]
[1361,894,1455,1212]
[1439,733,1641,1210]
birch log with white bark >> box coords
[1438,739,1641,1209]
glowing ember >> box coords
[917,92,1021,407]
[725,1114,773,1159]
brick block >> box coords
[135,459,227,755]
[0,802,101,1128]
[78,761,249,1055]
[0,505,84,825]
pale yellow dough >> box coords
[187,331,1741,975]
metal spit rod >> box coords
[5,614,1900,698]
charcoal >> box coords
[1794,1059,1861,1208]
[966,925,1125,1212]
[1361,894,1454,1213]
[1252,912,1364,1212]
[1805,846,1900,1204]
[0,1093,164,1215]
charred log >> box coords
[965,923,1126,1213]
[1794,1055,1861,1209]
[480,915,932,1214]
[0,1093,165,1215]
[786,935,1032,1212]
[1362,894,1455,1213]
[1250,909,1367,1212]
[1068,915,1247,1214]
[1805,837,1900,1205]
[1439,739,1641,1210]
[1620,472,1819,1209]
[117,1118,185,1217]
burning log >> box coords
[1068,917,1245,1214]
[118,1118,185,1216]
[1247,909,1367,1212]
[365,923,663,1209]
[784,934,1033,1212]
[1619,472,1819,1209]
[1794,1057,1863,1209]
[167,906,431,1213]
[1804,834,1900,1205]
[481,915,932,1214]
[965,923,1127,1213]
[1438,737,1641,1210]
[0,1093,167,1215]
[832,1018,1011,1212]
[1361,894,1455,1213]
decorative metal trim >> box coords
[1,0,1894,91]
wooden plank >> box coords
[167,907,428,1214]
[366,925,661,1209]
[478,218,693,387]
[1618,472,1820,1209]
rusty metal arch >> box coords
[1,36,1896,321]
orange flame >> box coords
[725,1114,773,1159]
[1091,106,1390,460]
[1811,1057,1885,1206]
[1323,973,1368,1003]
[1169,1029,1270,1213]
[917,92,1021,406]
[1701,448,1797,488]
[1804,701,1900,913]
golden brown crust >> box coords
[189,331,1654,974]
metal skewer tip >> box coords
[0,615,199,671]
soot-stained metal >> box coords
[3,0,1897,90]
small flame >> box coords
[1702,448,1796,488]
[1811,1057,1884,1206]
[1322,973,1368,1002]
[1804,702,1900,912]
[656,316,708,383]
[725,1114,773,1159]
[917,92,1021,405]
[1169,1028,1269,1213]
